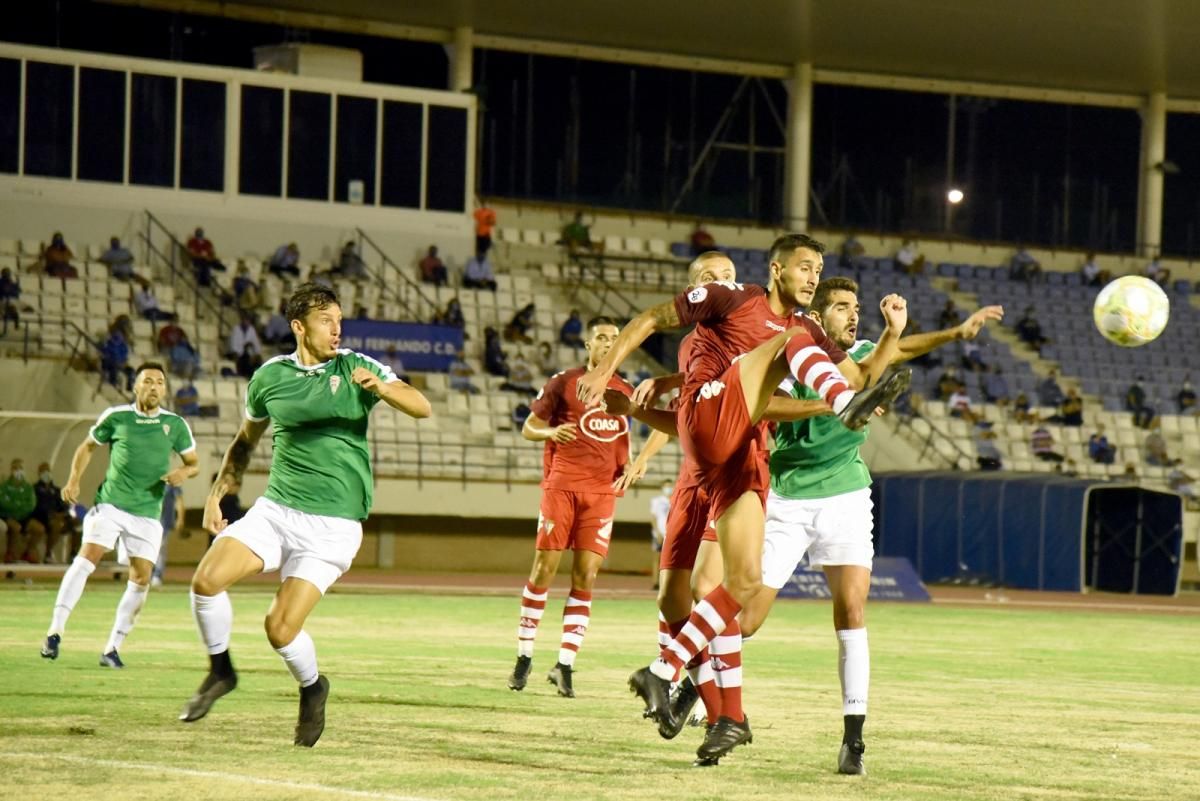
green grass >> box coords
[2,582,1199,801]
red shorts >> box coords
[536,488,616,556]
[660,481,714,571]
[678,360,770,521]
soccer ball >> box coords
[1092,275,1170,347]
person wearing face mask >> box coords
[1,459,45,563]
[648,480,672,589]
[31,463,78,563]
[1177,377,1197,415]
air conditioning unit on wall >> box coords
[253,44,363,82]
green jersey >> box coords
[770,339,876,500]
[88,405,196,518]
[0,478,36,520]
[246,350,396,521]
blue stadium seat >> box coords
[670,242,690,258]
[1046,272,1065,285]
[1173,279,1192,294]
[1064,272,1083,286]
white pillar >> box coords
[447,26,474,92]
[784,61,813,232]
[1138,91,1167,258]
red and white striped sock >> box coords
[782,333,855,413]
[710,620,744,722]
[516,581,548,658]
[657,612,671,651]
[557,589,592,667]
[687,647,721,724]
[650,585,742,680]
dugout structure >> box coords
[871,472,1184,595]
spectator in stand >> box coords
[1168,466,1198,501]
[511,401,532,429]
[168,332,201,380]
[134,284,176,322]
[1016,306,1048,352]
[268,242,301,278]
[1009,245,1042,284]
[448,349,480,395]
[1145,255,1170,288]
[419,245,448,286]
[462,249,497,291]
[895,239,925,275]
[99,236,149,287]
[474,200,497,256]
[974,427,1003,471]
[1031,426,1064,462]
[1013,392,1039,424]
[1088,424,1117,465]
[948,380,984,426]
[936,366,961,401]
[1038,368,1065,408]
[41,232,78,279]
[174,381,201,416]
[1058,388,1084,427]
[983,365,1010,405]
[226,312,262,360]
[100,324,134,391]
[937,300,962,330]
[1178,376,1197,414]
[263,300,293,348]
[960,339,987,373]
[1,267,21,324]
[187,227,226,285]
[505,303,536,344]
[1125,376,1155,429]
[689,222,717,256]
[232,264,261,312]
[336,240,368,280]
[1142,418,1178,466]
[840,233,866,266]
[156,319,184,352]
[559,309,584,348]
[1080,252,1110,287]
[484,326,509,377]
[31,463,76,563]
[501,349,537,395]
[381,344,410,384]
[432,297,466,336]
[1,458,44,563]
[536,341,558,377]
[561,211,601,257]
[1121,462,1140,481]
[236,342,263,379]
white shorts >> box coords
[81,503,164,563]
[216,497,363,594]
[761,487,875,589]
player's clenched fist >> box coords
[879,293,908,331]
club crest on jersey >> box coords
[329,375,341,394]
[579,408,629,443]
[687,286,708,303]
[162,424,170,436]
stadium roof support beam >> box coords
[448,26,474,93]
[1137,92,1167,259]
[784,62,813,233]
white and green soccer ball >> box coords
[1092,275,1170,347]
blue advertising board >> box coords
[340,320,463,372]
[776,556,931,602]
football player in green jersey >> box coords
[41,362,199,667]
[179,283,430,747]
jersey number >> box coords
[698,380,725,401]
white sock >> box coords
[103,580,149,653]
[48,556,96,636]
[190,591,233,655]
[837,628,869,716]
[275,629,319,687]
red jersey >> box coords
[531,367,633,494]
[672,332,701,491]
[673,282,845,401]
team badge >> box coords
[329,375,342,394]
[687,286,708,303]
[162,424,170,436]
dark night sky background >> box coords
[9,0,1200,257]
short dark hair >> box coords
[809,277,859,317]
[285,282,339,324]
[586,315,618,332]
[133,361,167,381]
[768,233,826,266]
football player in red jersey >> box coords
[506,316,634,698]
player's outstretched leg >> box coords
[41,546,104,660]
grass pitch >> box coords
[1,582,1198,801]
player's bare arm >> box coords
[632,372,685,408]
[522,412,577,444]
[852,294,908,385]
[162,451,201,486]
[60,437,99,504]
[577,300,681,405]
[603,388,678,436]
[893,305,1004,363]
[350,366,432,418]
[204,418,270,534]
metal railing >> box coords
[354,228,440,323]
[889,407,975,470]
[142,210,232,334]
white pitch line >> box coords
[0,752,445,801]
[932,597,1200,614]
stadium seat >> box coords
[647,238,668,256]
[521,229,542,246]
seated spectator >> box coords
[168,333,201,380]
[983,365,1010,405]
[448,349,480,394]
[840,233,866,265]
[268,242,301,278]
[1142,418,1178,466]
[1009,245,1041,283]
[1031,426,1064,462]
[1037,368,1065,408]
[895,239,925,275]
[134,285,176,322]
[1,458,45,563]
[505,303,536,344]
[31,464,77,563]
[1125,376,1155,429]
[354,304,370,320]
[226,313,262,360]
[1059,457,1080,478]
[689,222,716,256]
[1080,252,1110,287]
[948,381,984,426]
[262,301,294,349]
[511,402,532,429]
[938,300,962,330]
[536,341,558,377]
[157,320,185,352]
[335,241,368,280]
[232,264,261,312]
[236,343,263,379]
[474,201,497,256]
[1058,388,1084,427]
[1016,306,1048,352]
[501,350,536,395]
[462,250,497,290]
[174,382,201,416]
[561,211,600,257]
[1145,256,1170,288]
[99,236,149,287]
[484,326,509,377]
[381,344,410,384]
[100,327,134,391]
[560,309,584,348]
[41,232,78,279]
[432,297,465,332]
[960,339,986,373]
[419,245,448,286]
[1,267,22,324]
[1012,392,1039,425]
[1168,466,1198,501]
[974,427,1003,471]
[936,367,961,401]
[1177,376,1196,414]
[1088,424,1117,465]
[307,265,335,289]
[1121,462,1140,481]
[187,227,226,285]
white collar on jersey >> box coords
[285,351,334,371]
[130,403,163,418]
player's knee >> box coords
[190,567,224,597]
[723,568,762,604]
[834,603,865,630]
[264,613,298,649]
[740,614,763,639]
